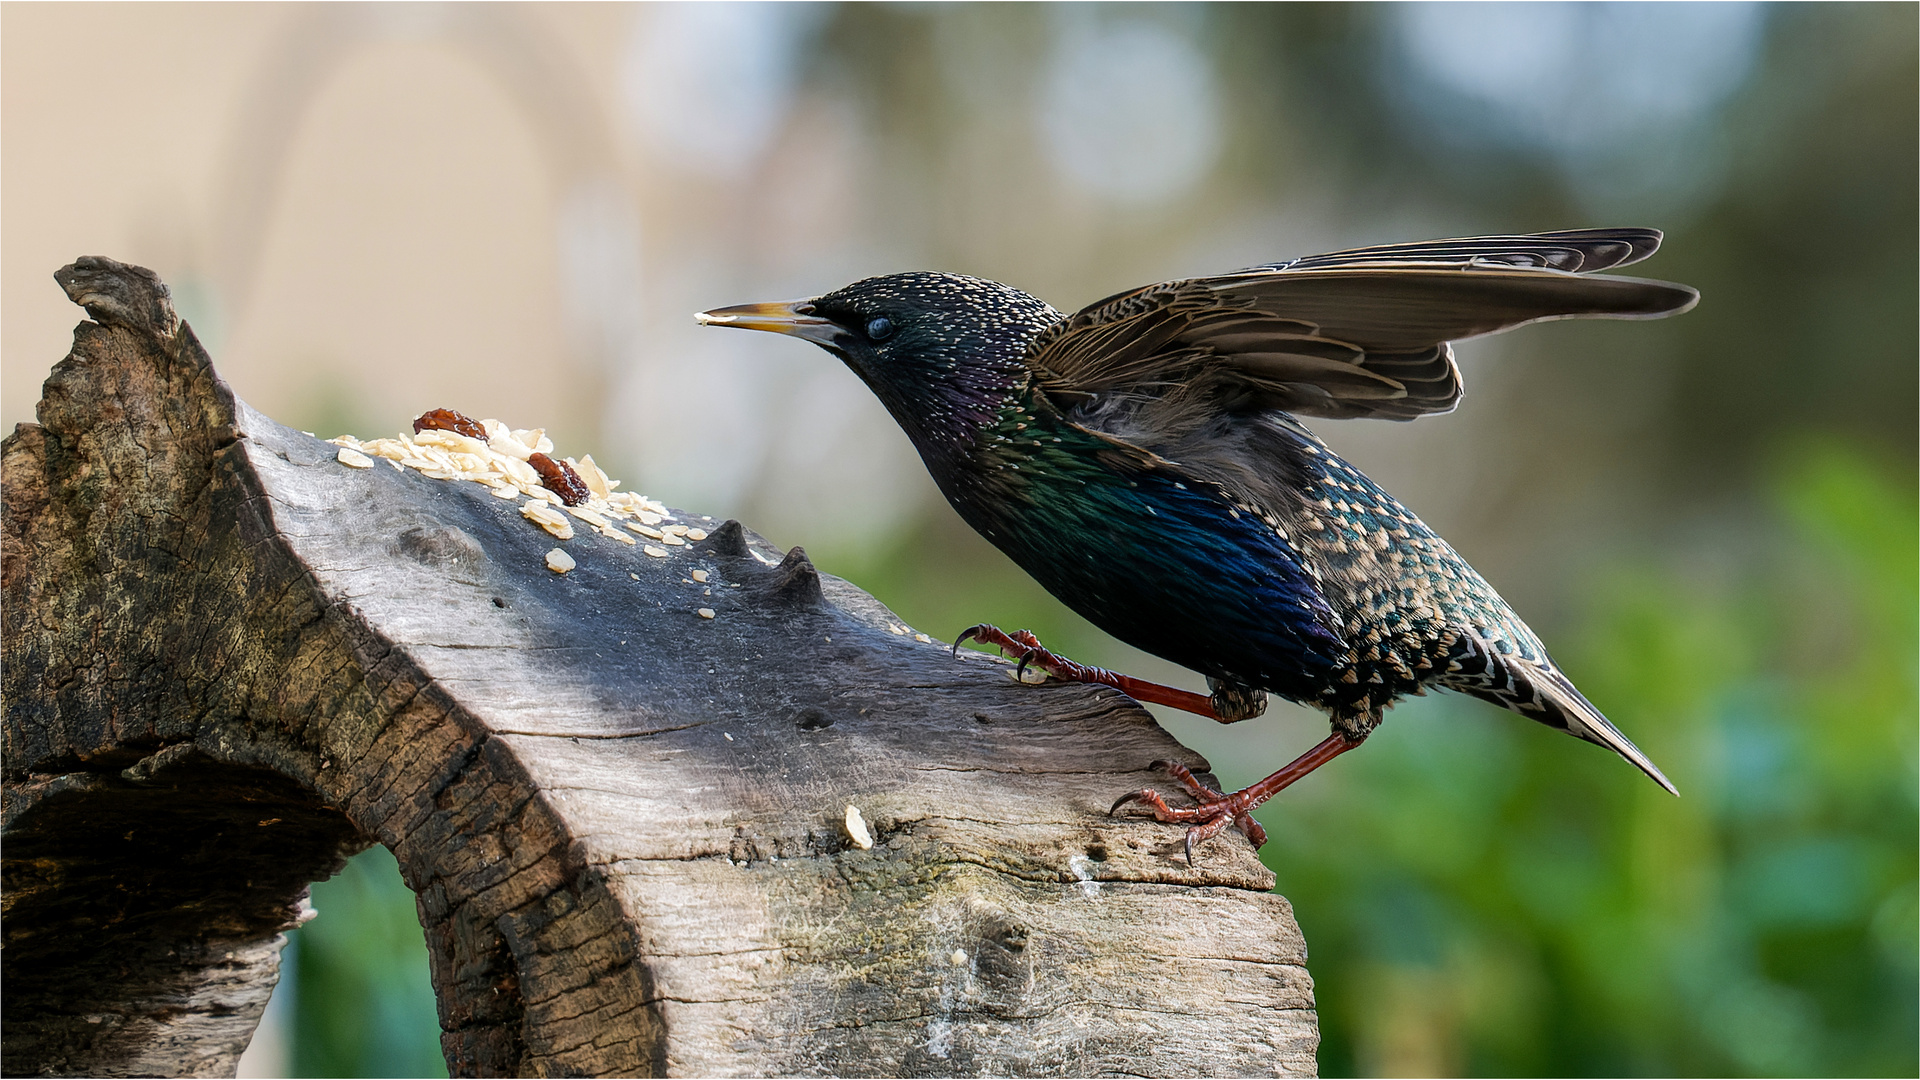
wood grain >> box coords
[2,257,1318,1077]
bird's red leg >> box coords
[1112,732,1363,864]
[954,623,1221,718]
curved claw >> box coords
[1185,832,1197,868]
[1015,652,1035,681]
[952,624,985,659]
[1109,790,1148,817]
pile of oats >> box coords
[330,415,709,569]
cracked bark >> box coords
[1,257,1319,1078]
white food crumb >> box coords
[336,447,374,469]
[545,548,575,573]
[644,545,669,558]
[576,453,613,498]
[686,528,709,541]
[697,607,715,619]
[844,805,874,849]
[521,500,575,540]
[691,569,709,583]
[915,633,932,644]
[949,949,967,967]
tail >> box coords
[1530,668,1679,796]
[1452,647,1678,795]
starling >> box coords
[698,228,1698,861]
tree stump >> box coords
[1,257,1319,1077]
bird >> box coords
[698,228,1698,862]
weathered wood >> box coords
[2,257,1319,1077]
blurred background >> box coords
[4,3,1912,1076]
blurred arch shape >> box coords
[210,2,633,366]
[1037,15,1225,206]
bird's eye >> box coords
[865,316,894,341]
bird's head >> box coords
[698,272,1061,453]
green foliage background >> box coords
[287,848,447,1079]
[274,4,1915,1076]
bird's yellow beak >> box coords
[695,299,843,347]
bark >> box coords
[1,257,1319,1077]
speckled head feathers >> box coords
[807,272,1062,365]
[802,272,1063,452]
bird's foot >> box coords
[953,624,1095,683]
[1110,761,1269,864]
[1109,733,1365,864]
[953,623,1220,717]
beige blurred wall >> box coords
[3,3,630,442]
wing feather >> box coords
[1267,226,1666,274]
[1028,228,1698,428]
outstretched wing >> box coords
[1028,228,1698,425]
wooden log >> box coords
[1,257,1319,1078]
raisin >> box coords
[413,408,487,441]
[529,452,590,506]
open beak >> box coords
[695,299,843,348]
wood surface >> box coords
[1,256,1319,1077]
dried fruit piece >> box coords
[414,408,488,441]
[529,452,590,506]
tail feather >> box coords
[1532,669,1678,796]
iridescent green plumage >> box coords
[700,228,1697,855]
